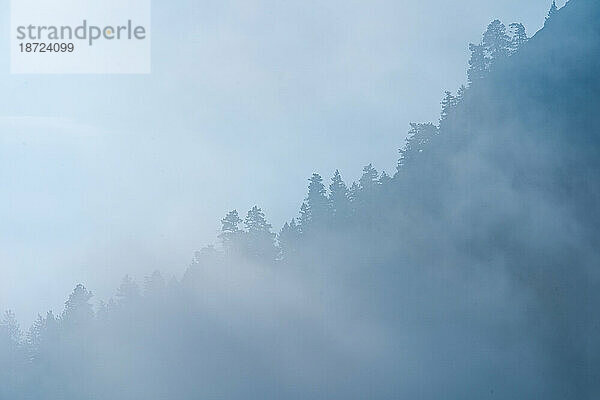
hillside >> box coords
[183,1,600,397]
[2,1,599,399]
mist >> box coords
[2,0,597,398]
[0,0,560,321]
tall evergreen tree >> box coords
[329,170,350,226]
[440,90,458,124]
[38,311,57,359]
[468,43,488,85]
[219,210,243,251]
[298,202,311,233]
[359,164,379,192]
[353,164,380,212]
[348,182,360,204]
[278,219,300,259]
[508,23,528,54]
[457,84,466,101]
[26,314,45,357]
[61,284,94,329]
[482,19,510,62]
[243,206,276,260]
[244,206,272,235]
[0,311,21,347]
[378,171,392,186]
[306,173,331,227]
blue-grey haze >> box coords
[2,0,598,398]
[0,1,562,322]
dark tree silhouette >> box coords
[0,311,21,346]
[329,170,351,226]
[243,205,276,260]
[508,22,528,54]
[378,171,392,185]
[298,201,311,233]
[61,284,94,329]
[26,314,45,358]
[482,19,511,63]
[219,210,243,252]
[468,43,488,85]
[359,164,379,192]
[305,173,331,230]
[5,3,600,398]
[278,218,300,258]
[440,90,458,125]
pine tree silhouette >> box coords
[329,170,351,226]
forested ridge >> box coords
[3,1,600,398]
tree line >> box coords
[4,6,575,398]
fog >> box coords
[0,0,561,322]
[3,0,596,398]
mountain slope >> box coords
[381,0,600,396]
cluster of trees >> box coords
[219,164,392,262]
[0,12,541,352]
[0,273,173,399]
[0,16,529,381]
[213,125,440,264]
[217,17,533,264]
[467,19,528,85]
[4,2,586,398]
[464,0,563,89]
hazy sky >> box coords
[0,0,566,324]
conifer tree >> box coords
[278,219,300,258]
[440,90,458,124]
[359,164,379,192]
[44,311,57,338]
[508,23,528,54]
[39,311,57,359]
[457,84,466,101]
[0,311,21,347]
[347,182,360,216]
[243,206,276,260]
[298,202,311,233]
[244,206,272,234]
[329,170,350,226]
[348,182,360,204]
[468,43,488,85]
[219,210,243,251]
[61,284,94,329]
[378,171,392,185]
[352,164,380,212]
[26,314,45,357]
[482,20,510,62]
[306,173,330,227]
